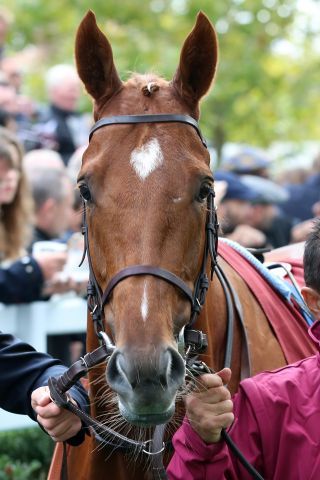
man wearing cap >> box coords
[241,175,293,248]
[222,147,271,178]
[215,171,267,248]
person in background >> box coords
[64,144,87,237]
[34,64,90,165]
[0,73,18,118]
[167,219,320,480]
[240,174,294,248]
[26,168,74,247]
[0,127,33,261]
[0,68,39,151]
[280,153,320,224]
[312,201,320,217]
[0,106,17,131]
[215,170,267,248]
[290,204,320,244]
[1,56,24,94]
[0,127,71,304]
[280,153,320,242]
[23,148,65,173]
[26,165,88,298]
[221,146,271,178]
[275,166,309,186]
[67,144,87,185]
[0,331,88,445]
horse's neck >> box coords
[199,259,286,393]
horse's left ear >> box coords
[172,12,218,105]
[75,10,122,103]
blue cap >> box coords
[222,147,271,173]
[241,175,289,204]
[215,171,260,202]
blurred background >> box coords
[3,0,320,171]
[0,1,319,478]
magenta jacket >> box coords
[167,320,320,480]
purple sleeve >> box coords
[167,380,265,479]
[167,419,231,480]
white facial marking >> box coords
[130,138,163,180]
[141,281,148,322]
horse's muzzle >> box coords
[106,346,185,425]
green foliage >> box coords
[0,456,43,480]
[0,428,54,480]
[6,0,320,161]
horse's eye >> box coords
[197,183,212,202]
[79,183,91,202]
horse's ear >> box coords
[172,12,218,104]
[75,10,122,102]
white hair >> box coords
[23,149,65,173]
[67,145,87,184]
[45,64,79,92]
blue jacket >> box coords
[0,256,44,304]
[0,332,89,445]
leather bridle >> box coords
[81,113,219,341]
[48,113,263,480]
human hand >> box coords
[185,368,234,444]
[290,219,315,243]
[227,224,267,248]
[31,386,82,442]
[41,274,78,296]
[312,201,320,217]
[34,251,67,282]
[41,273,87,296]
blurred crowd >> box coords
[215,146,320,250]
[0,7,319,364]
[0,7,91,364]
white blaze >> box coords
[130,138,163,180]
[141,281,148,322]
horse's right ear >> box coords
[75,10,122,103]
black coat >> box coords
[0,332,89,444]
[0,256,44,304]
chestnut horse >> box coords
[49,11,316,480]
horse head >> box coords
[75,10,218,426]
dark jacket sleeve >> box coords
[0,333,89,445]
[0,256,44,304]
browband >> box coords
[89,114,207,148]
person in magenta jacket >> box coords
[167,220,320,480]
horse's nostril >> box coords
[107,350,132,394]
[168,347,185,386]
[159,374,168,389]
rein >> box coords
[48,113,263,480]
